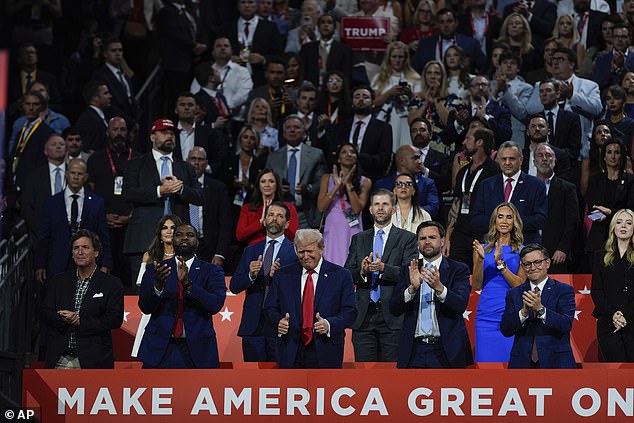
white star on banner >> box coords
[463,310,472,321]
[475,290,482,295]
[578,285,591,294]
[574,310,582,321]
[226,290,237,297]
[219,306,234,322]
[123,311,130,322]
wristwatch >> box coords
[537,307,546,318]
[496,262,506,271]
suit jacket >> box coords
[91,64,138,124]
[592,49,634,91]
[423,147,452,194]
[375,172,440,217]
[456,12,502,59]
[412,33,487,74]
[138,257,227,368]
[122,153,203,254]
[471,172,548,244]
[230,237,297,337]
[35,190,112,277]
[503,0,556,51]
[299,40,353,88]
[196,176,232,261]
[521,143,574,184]
[21,163,55,236]
[10,120,54,191]
[157,3,207,73]
[440,100,513,150]
[172,123,228,176]
[265,144,327,229]
[549,107,582,161]
[542,176,579,262]
[345,227,418,330]
[389,258,473,368]
[8,68,62,112]
[500,277,576,369]
[76,107,108,152]
[263,260,357,368]
[42,270,123,368]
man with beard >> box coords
[63,127,90,162]
[138,223,226,368]
[390,221,472,368]
[322,86,392,180]
[442,127,500,269]
[122,118,203,283]
[87,117,141,288]
[230,202,298,361]
[345,189,417,362]
[408,118,451,194]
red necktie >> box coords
[173,277,184,337]
[531,286,541,363]
[504,177,513,202]
[244,21,250,39]
[302,270,315,346]
[211,95,229,118]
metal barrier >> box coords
[133,64,163,153]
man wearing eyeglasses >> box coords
[592,23,634,91]
[500,243,576,369]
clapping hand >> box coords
[472,239,485,260]
[249,255,263,279]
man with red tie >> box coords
[264,229,357,368]
[137,223,226,368]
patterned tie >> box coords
[370,229,384,303]
[117,70,131,99]
[504,177,513,202]
[160,156,172,215]
[189,203,200,231]
[302,270,315,346]
[262,239,277,277]
[287,148,298,197]
[419,263,434,334]
[352,121,363,146]
[531,286,541,363]
[54,167,62,194]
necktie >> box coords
[189,203,200,231]
[244,21,250,40]
[419,263,434,334]
[531,286,541,363]
[160,156,172,215]
[547,111,555,142]
[211,93,229,118]
[173,263,185,338]
[70,194,79,228]
[352,121,363,146]
[503,177,513,202]
[370,229,384,303]
[262,239,277,277]
[54,167,62,194]
[302,269,315,346]
[287,148,298,197]
[117,70,131,99]
[25,73,32,92]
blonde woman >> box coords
[553,15,586,70]
[247,98,279,153]
[496,12,540,77]
[408,60,451,138]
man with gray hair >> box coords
[264,229,357,368]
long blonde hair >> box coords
[484,202,524,253]
[553,15,580,49]
[247,97,274,127]
[373,41,420,94]
[497,13,534,54]
[603,208,634,266]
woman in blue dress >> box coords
[472,202,526,362]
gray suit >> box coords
[344,226,417,361]
[265,143,327,229]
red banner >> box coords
[341,16,390,51]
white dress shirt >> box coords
[64,186,85,224]
[152,149,174,198]
[48,161,66,195]
[403,255,448,337]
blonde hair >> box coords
[373,41,420,94]
[412,0,437,27]
[420,60,448,98]
[553,15,580,48]
[484,202,524,254]
[497,13,534,54]
[247,97,274,127]
[603,208,634,266]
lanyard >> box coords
[470,13,489,42]
[105,147,132,177]
[13,118,43,173]
[461,167,484,195]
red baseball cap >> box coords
[150,118,176,133]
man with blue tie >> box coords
[390,221,473,368]
[231,201,298,361]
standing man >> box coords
[390,221,472,368]
[75,81,112,153]
[231,201,298,361]
[345,189,418,362]
[41,230,123,369]
[122,118,203,282]
[408,117,451,194]
[264,229,357,368]
[138,223,227,368]
[500,244,576,368]
[521,115,574,183]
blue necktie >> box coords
[370,229,384,303]
[287,148,298,198]
[54,167,62,194]
[189,203,200,231]
[160,156,172,215]
[419,263,434,333]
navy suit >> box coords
[500,277,576,369]
[389,258,473,368]
[592,50,634,91]
[230,237,298,361]
[263,260,357,368]
[138,257,226,368]
[440,101,512,150]
[412,34,487,74]
[375,172,440,217]
[471,172,548,244]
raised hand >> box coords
[408,258,422,293]
[472,239,485,260]
[249,255,263,279]
[278,312,290,335]
[153,261,171,291]
[269,258,281,278]
[494,241,503,265]
[314,312,329,334]
[177,257,191,294]
[360,251,373,277]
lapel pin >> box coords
[324,273,328,277]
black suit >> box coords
[503,0,556,51]
[41,270,123,368]
[195,175,232,262]
[547,107,582,161]
[21,163,55,237]
[543,176,579,273]
[172,123,229,177]
[76,107,108,152]
[422,147,451,194]
[8,68,63,114]
[521,143,575,184]
[299,40,353,88]
[91,65,138,125]
[457,12,502,59]
[10,120,54,192]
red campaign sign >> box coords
[341,16,390,51]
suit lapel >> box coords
[299,146,309,181]
[145,153,161,185]
[293,263,304,319]
[314,261,328,311]
[362,229,374,259]
[81,192,92,224]
[540,277,556,308]
[382,228,399,263]
[80,271,100,314]
[512,172,527,202]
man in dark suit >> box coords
[186,147,232,265]
[122,118,204,282]
[471,141,548,244]
[295,83,320,146]
[299,13,353,89]
[34,158,112,284]
[41,230,123,368]
[534,144,579,274]
[75,80,112,153]
[592,24,634,91]
[245,58,297,124]
[345,189,418,361]
[322,86,393,180]
[409,118,451,194]
[501,244,576,368]
[457,0,502,59]
[503,0,556,51]
[231,201,298,361]
[264,229,357,368]
[390,221,473,368]
[412,8,487,74]
[138,223,227,368]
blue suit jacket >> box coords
[263,260,357,368]
[500,277,576,369]
[138,257,226,368]
[389,257,473,368]
[412,34,487,74]
[230,238,298,337]
[592,50,634,91]
[375,172,440,217]
[35,190,112,278]
[471,172,548,244]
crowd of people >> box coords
[4,0,634,369]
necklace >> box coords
[164,252,175,257]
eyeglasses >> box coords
[551,56,568,64]
[394,181,414,188]
[521,258,549,269]
[328,78,343,84]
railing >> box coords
[133,64,163,153]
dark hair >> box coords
[101,37,122,55]
[71,229,102,254]
[283,52,304,83]
[352,84,375,100]
[249,168,283,211]
[267,56,287,70]
[416,220,446,238]
[436,8,456,20]
[498,50,521,66]
[23,90,47,110]
[146,215,183,262]
[268,200,291,220]
[606,84,627,101]
[612,22,630,35]
[394,173,425,223]
[601,138,627,172]
[553,47,576,67]
[83,80,108,104]
[519,243,550,260]
[176,91,196,102]
[540,78,560,91]
[334,143,362,196]
[473,127,494,154]
[297,81,317,97]
[62,126,81,138]
[371,188,397,206]
[317,70,352,119]
[410,117,432,133]
[443,44,472,89]
[26,78,50,94]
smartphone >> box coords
[588,211,606,221]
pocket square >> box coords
[92,292,104,298]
